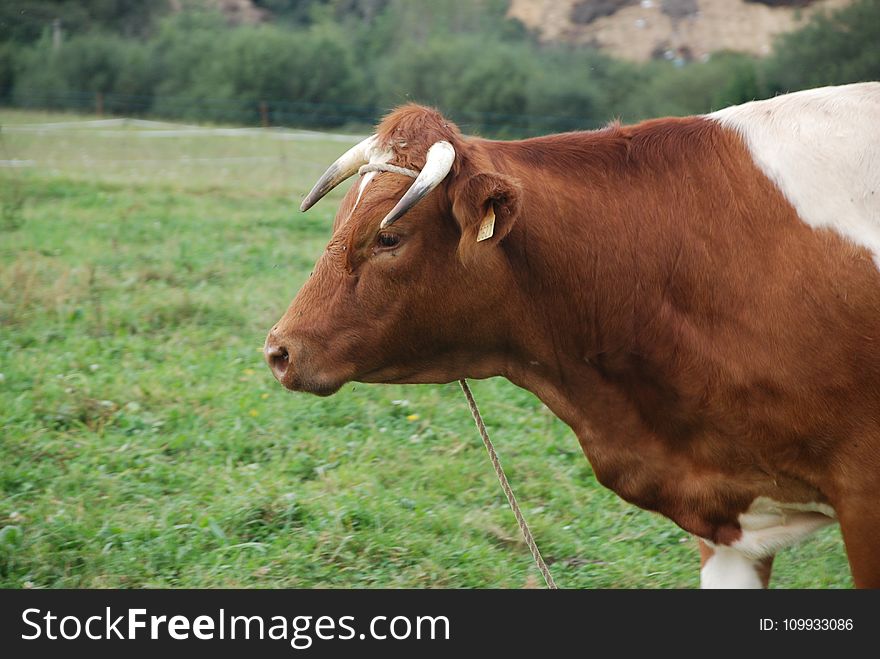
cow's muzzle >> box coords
[263,330,343,396]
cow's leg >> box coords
[698,539,773,589]
[837,502,880,588]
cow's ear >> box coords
[450,172,521,250]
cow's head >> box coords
[264,105,523,395]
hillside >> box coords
[508,0,854,61]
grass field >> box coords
[0,109,852,588]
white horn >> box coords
[300,135,378,212]
[379,141,455,228]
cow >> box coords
[265,82,880,588]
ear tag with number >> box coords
[476,206,496,242]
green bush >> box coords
[525,47,641,131]
[0,0,166,44]
[13,33,155,114]
[0,42,16,103]
[11,38,75,111]
[147,12,365,127]
[764,0,880,93]
[377,36,537,135]
[147,11,242,122]
[621,52,761,119]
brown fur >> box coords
[267,104,880,587]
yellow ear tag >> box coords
[476,206,496,242]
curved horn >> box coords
[379,141,455,228]
[300,135,377,212]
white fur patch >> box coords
[700,497,837,588]
[349,148,393,216]
[732,497,836,560]
[701,545,764,589]
[709,83,880,269]
[352,171,377,211]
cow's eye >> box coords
[377,232,400,249]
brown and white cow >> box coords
[265,83,880,588]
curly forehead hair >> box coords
[375,104,466,175]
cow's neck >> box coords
[484,134,667,424]
[478,127,732,517]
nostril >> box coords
[265,343,290,378]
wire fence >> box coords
[0,111,369,198]
[1,117,366,142]
[7,89,608,137]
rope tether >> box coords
[459,379,558,589]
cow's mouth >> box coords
[270,361,346,397]
[284,374,343,397]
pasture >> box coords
[0,110,851,588]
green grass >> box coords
[0,110,851,588]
